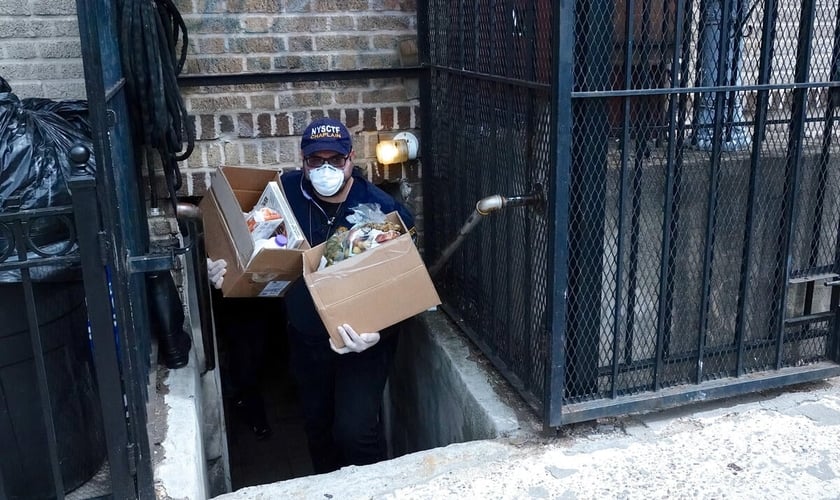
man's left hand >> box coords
[330,324,380,354]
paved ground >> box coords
[216,377,840,499]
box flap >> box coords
[210,166,309,268]
[200,194,246,296]
[220,165,277,208]
[209,168,259,266]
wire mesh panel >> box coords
[565,0,840,422]
[423,0,555,411]
[423,0,840,428]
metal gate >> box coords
[74,0,157,497]
[421,0,840,428]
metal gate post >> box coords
[773,0,818,369]
[547,0,576,427]
[825,3,840,364]
[733,0,779,376]
[75,0,156,497]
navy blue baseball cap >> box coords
[301,118,352,156]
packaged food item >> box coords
[244,181,306,250]
[254,233,288,251]
[245,206,284,241]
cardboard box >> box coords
[201,166,310,297]
[302,212,441,347]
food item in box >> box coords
[245,206,284,241]
[244,181,306,251]
[320,204,404,268]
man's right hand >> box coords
[207,258,227,289]
[329,324,380,354]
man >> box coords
[208,117,414,473]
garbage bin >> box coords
[0,279,106,499]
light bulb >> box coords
[375,132,418,165]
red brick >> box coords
[256,113,271,137]
[397,106,411,129]
[275,113,291,136]
[362,108,376,130]
[199,114,216,140]
[220,115,235,133]
[380,107,394,129]
[345,109,360,129]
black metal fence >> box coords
[0,0,172,497]
[0,157,151,499]
[422,0,840,428]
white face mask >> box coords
[308,164,346,197]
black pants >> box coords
[212,290,283,403]
[288,326,397,474]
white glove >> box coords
[330,324,380,354]
[207,258,227,289]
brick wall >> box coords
[180,82,421,196]
[0,1,85,99]
[173,0,423,204]
[1,1,425,239]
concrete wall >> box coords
[386,312,526,457]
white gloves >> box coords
[330,324,380,354]
[207,258,227,289]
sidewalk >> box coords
[217,377,840,499]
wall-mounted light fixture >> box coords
[375,131,418,165]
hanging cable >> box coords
[116,0,194,210]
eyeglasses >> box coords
[305,155,348,168]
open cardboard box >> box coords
[303,212,441,348]
[201,166,310,297]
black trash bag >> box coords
[0,82,95,283]
[0,86,95,213]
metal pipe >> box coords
[176,201,201,220]
[428,190,542,277]
[174,201,217,374]
[693,0,751,151]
